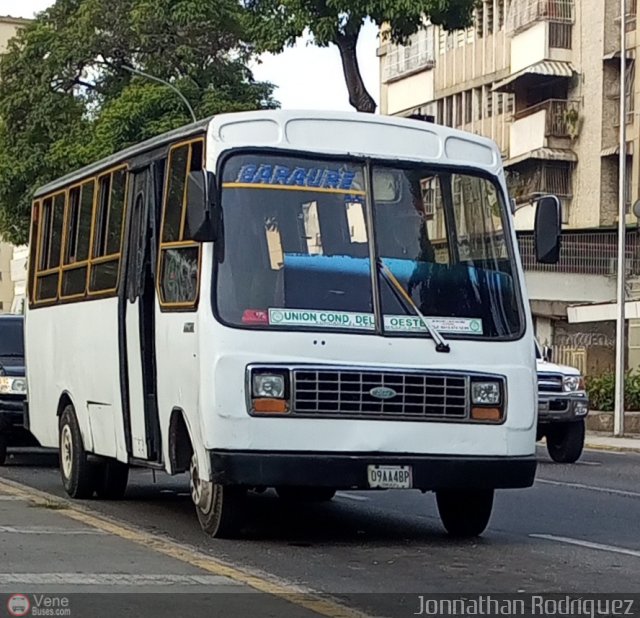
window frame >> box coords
[29,164,129,307]
[60,178,97,301]
[33,190,66,305]
[157,137,206,311]
[87,165,129,297]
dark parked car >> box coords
[0,314,32,465]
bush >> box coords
[585,371,640,412]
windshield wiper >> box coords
[377,260,450,354]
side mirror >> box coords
[534,195,562,264]
[185,170,218,242]
[543,345,553,363]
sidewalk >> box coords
[585,431,640,453]
[0,479,362,618]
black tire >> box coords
[190,454,244,538]
[95,459,129,500]
[276,487,337,502]
[436,489,494,537]
[546,420,585,463]
[59,405,96,499]
[0,433,7,466]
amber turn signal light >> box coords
[252,398,289,414]
[470,407,502,422]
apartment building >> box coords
[0,15,30,313]
[378,0,640,371]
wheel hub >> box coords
[61,425,73,479]
[190,454,214,513]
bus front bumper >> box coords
[208,451,537,490]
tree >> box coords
[0,0,277,244]
[244,0,478,114]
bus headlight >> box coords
[250,370,290,415]
[0,376,27,395]
[471,381,501,405]
[252,374,286,399]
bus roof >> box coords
[34,110,503,198]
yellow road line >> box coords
[0,478,371,618]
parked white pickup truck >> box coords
[535,342,590,463]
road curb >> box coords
[584,442,640,454]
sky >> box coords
[1,0,380,112]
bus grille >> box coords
[538,373,563,393]
[292,369,469,420]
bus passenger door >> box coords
[120,166,161,462]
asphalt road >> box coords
[1,446,639,617]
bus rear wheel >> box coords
[436,489,494,537]
[190,454,243,538]
[59,405,96,499]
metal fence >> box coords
[518,231,640,275]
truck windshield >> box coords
[0,319,24,357]
[215,153,523,339]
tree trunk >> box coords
[335,31,376,114]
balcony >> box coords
[509,99,579,159]
[383,28,435,83]
[508,0,574,36]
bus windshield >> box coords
[215,153,523,339]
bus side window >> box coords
[158,138,204,308]
[28,201,40,304]
[61,180,95,299]
[34,194,64,303]
[89,167,127,294]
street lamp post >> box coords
[614,0,627,437]
[120,64,197,124]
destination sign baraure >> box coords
[235,164,359,191]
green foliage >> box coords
[0,0,277,244]
[585,371,640,412]
[243,0,477,113]
[244,0,478,50]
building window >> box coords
[506,93,515,114]
[485,87,494,118]
[384,27,436,81]
[498,0,506,29]
[497,93,504,115]
[437,99,445,124]
[465,91,473,124]
[445,96,453,126]
[487,0,495,34]
[474,87,483,121]
[454,93,463,127]
[476,4,485,38]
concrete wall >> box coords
[525,271,615,304]
[511,21,547,72]
[386,71,435,115]
[510,109,547,157]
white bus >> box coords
[25,110,561,538]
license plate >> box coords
[367,465,413,489]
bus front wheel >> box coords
[190,454,243,538]
[59,405,96,499]
[436,489,494,537]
